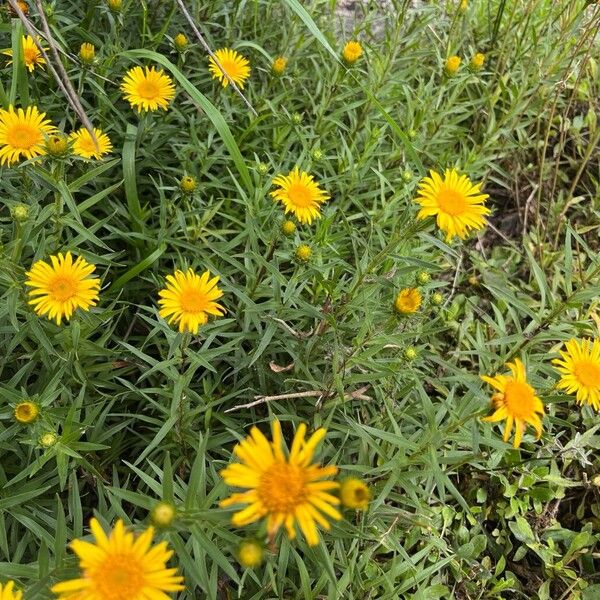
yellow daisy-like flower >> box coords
[272,56,287,75]
[121,66,175,112]
[3,35,46,72]
[270,167,330,225]
[342,41,363,64]
[0,581,22,600]
[69,127,112,160]
[414,168,490,241]
[481,358,544,448]
[445,55,461,75]
[220,421,341,546]
[14,400,39,424]
[158,268,225,334]
[25,252,101,325]
[553,338,600,411]
[208,48,251,89]
[0,105,56,166]
[340,478,371,510]
[394,287,422,314]
[51,518,184,600]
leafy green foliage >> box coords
[0,0,599,598]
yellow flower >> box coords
[394,288,421,314]
[79,42,96,64]
[179,175,197,194]
[459,0,468,12]
[3,35,46,72]
[0,105,56,166]
[121,66,176,112]
[281,219,296,236]
[220,420,341,547]
[481,358,544,448]
[150,502,176,528]
[51,518,184,600]
[208,48,251,89]
[414,168,490,241]
[8,1,29,17]
[173,33,188,52]
[0,581,22,600]
[270,167,330,225]
[46,133,70,157]
[107,0,122,11]
[158,268,225,334]
[25,252,101,325]
[14,401,39,424]
[342,41,363,64]
[39,432,58,448]
[237,540,264,568]
[340,478,370,510]
[295,244,312,262]
[272,56,287,75]
[470,53,485,71]
[445,55,461,75]
[553,338,600,411]
[69,127,112,160]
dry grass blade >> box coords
[174,0,257,117]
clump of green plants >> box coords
[0,0,599,598]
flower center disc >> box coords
[6,124,40,150]
[287,184,312,208]
[89,557,145,600]
[573,360,600,388]
[503,380,536,419]
[49,276,78,302]
[258,463,307,513]
[179,289,208,313]
[137,81,159,99]
[437,188,467,216]
[24,48,37,64]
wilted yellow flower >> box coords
[272,56,287,75]
[394,288,422,314]
[414,169,490,241]
[14,401,39,424]
[445,55,461,75]
[470,52,485,71]
[342,41,363,64]
[25,252,101,325]
[553,338,600,411]
[158,268,225,334]
[270,167,330,225]
[8,1,29,17]
[482,359,544,448]
[208,48,251,89]
[220,420,341,546]
[121,66,176,112]
[51,519,184,599]
[340,478,371,510]
[79,42,95,64]
[0,105,56,166]
[2,35,46,72]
